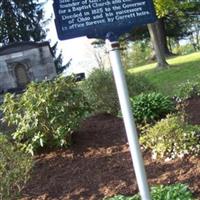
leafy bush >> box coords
[126,73,155,98]
[130,92,174,124]
[174,44,196,55]
[123,41,151,68]
[81,68,120,115]
[81,69,155,116]
[1,76,90,154]
[140,114,200,159]
[104,183,194,200]
[175,78,200,100]
[0,134,33,200]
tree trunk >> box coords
[157,18,174,56]
[147,21,169,69]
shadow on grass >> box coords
[130,52,200,76]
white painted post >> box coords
[106,39,151,200]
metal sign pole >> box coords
[106,38,151,200]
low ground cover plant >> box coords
[175,78,200,101]
[104,183,195,200]
[130,92,175,124]
[140,114,200,159]
[0,134,33,200]
[1,76,90,154]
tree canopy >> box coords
[0,0,69,74]
[0,0,47,45]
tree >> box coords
[0,0,68,74]
[51,42,72,74]
[184,1,200,50]
[156,0,200,55]
[91,39,109,69]
[147,22,169,68]
[145,0,179,68]
[0,0,47,45]
[146,0,183,67]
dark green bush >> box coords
[140,114,200,159]
[175,78,200,100]
[104,183,195,200]
[81,68,120,115]
[130,92,174,124]
[0,134,33,200]
[1,76,90,154]
[126,73,155,98]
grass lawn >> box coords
[128,52,200,96]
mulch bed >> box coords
[20,98,200,200]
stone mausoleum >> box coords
[0,41,57,94]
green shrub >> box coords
[123,41,151,68]
[104,183,194,200]
[81,68,119,115]
[0,134,33,200]
[126,73,155,98]
[140,114,200,159]
[175,78,200,100]
[130,92,174,124]
[80,69,155,116]
[1,76,90,154]
[173,44,196,55]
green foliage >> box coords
[104,183,194,200]
[140,114,200,159]
[1,77,90,154]
[130,92,174,124]
[126,73,155,98]
[104,195,136,200]
[0,0,47,44]
[81,69,154,116]
[153,0,190,18]
[123,41,151,68]
[153,0,177,17]
[0,134,33,200]
[175,78,200,100]
[173,44,196,55]
[128,52,200,97]
[81,68,119,115]
[51,42,72,75]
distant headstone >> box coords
[53,0,156,40]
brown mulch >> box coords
[183,96,200,125]
[20,99,200,200]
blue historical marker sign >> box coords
[53,0,156,40]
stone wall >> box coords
[0,42,56,93]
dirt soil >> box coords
[21,99,200,200]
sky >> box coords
[44,0,99,76]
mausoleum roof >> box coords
[0,41,51,56]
